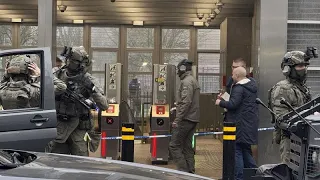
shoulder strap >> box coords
[293,83,311,102]
[268,84,278,123]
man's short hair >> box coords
[234,67,247,78]
[233,57,246,67]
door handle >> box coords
[30,117,49,123]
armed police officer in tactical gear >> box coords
[269,48,317,164]
[169,59,200,174]
[46,46,108,156]
[0,55,66,109]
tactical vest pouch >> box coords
[56,101,77,119]
[0,84,30,110]
[78,114,93,130]
[88,131,101,153]
[267,85,276,124]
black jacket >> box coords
[219,78,259,145]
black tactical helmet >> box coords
[61,46,91,73]
[177,59,192,77]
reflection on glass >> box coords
[20,26,38,46]
[56,26,83,47]
[198,53,220,74]
[0,25,12,46]
[127,28,154,48]
[198,75,220,93]
[0,53,42,110]
[92,51,117,72]
[127,73,152,118]
[163,53,188,66]
[162,29,190,49]
[197,29,220,50]
[128,52,153,73]
[91,27,119,48]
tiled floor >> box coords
[90,136,223,179]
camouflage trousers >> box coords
[279,136,290,164]
[45,117,100,156]
[48,128,89,156]
[169,120,197,173]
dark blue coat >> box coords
[219,78,259,145]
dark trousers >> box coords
[169,120,197,173]
[235,142,257,180]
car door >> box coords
[0,47,57,152]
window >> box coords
[91,27,119,48]
[197,29,221,94]
[127,28,154,49]
[198,53,220,93]
[198,53,220,74]
[128,52,153,73]
[128,74,153,94]
[0,52,43,110]
[91,51,117,87]
[20,25,38,47]
[0,25,12,47]
[56,26,83,47]
[126,27,154,119]
[162,29,190,49]
[92,51,117,72]
[197,29,220,50]
[163,53,188,66]
[198,75,220,93]
[90,27,119,88]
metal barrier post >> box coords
[121,123,134,162]
[222,122,236,180]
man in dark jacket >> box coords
[215,67,259,180]
[169,59,200,174]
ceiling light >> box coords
[216,0,223,7]
[193,22,204,26]
[73,20,84,24]
[196,13,204,20]
[216,2,223,6]
[142,62,148,66]
[11,18,22,23]
[133,21,144,26]
[209,13,216,19]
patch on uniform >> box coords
[181,86,188,96]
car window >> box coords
[0,52,42,111]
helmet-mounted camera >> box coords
[305,47,318,61]
[60,46,72,58]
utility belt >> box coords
[57,113,93,130]
[78,114,93,130]
[56,101,78,117]
[56,100,93,130]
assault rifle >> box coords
[64,88,96,110]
